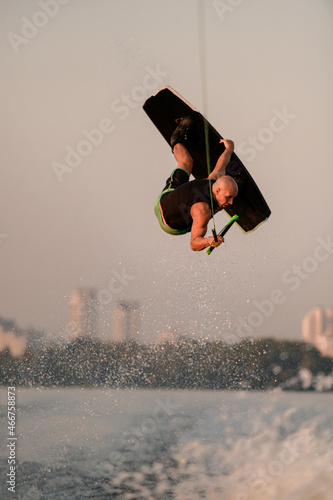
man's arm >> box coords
[190,203,223,251]
[208,139,234,180]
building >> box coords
[0,326,26,357]
[113,301,139,342]
[0,317,47,356]
[68,288,98,341]
[302,307,333,358]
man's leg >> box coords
[155,143,192,234]
[173,143,193,176]
[160,143,193,192]
[159,117,194,192]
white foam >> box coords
[1,389,333,499]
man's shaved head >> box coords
[212,175,238,208]
[215,175,238,192]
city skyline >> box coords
[302,307,333,359]
[2,302,333,354]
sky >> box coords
[1,0,332,343]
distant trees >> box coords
[1,338,333,390]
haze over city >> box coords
[1,0,332,343]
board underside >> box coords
[143,86,271,233]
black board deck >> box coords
[143,86,271,233]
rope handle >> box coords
[206,215,239,255]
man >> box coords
[154,117,238,251]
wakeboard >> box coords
[143,86,271,233]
